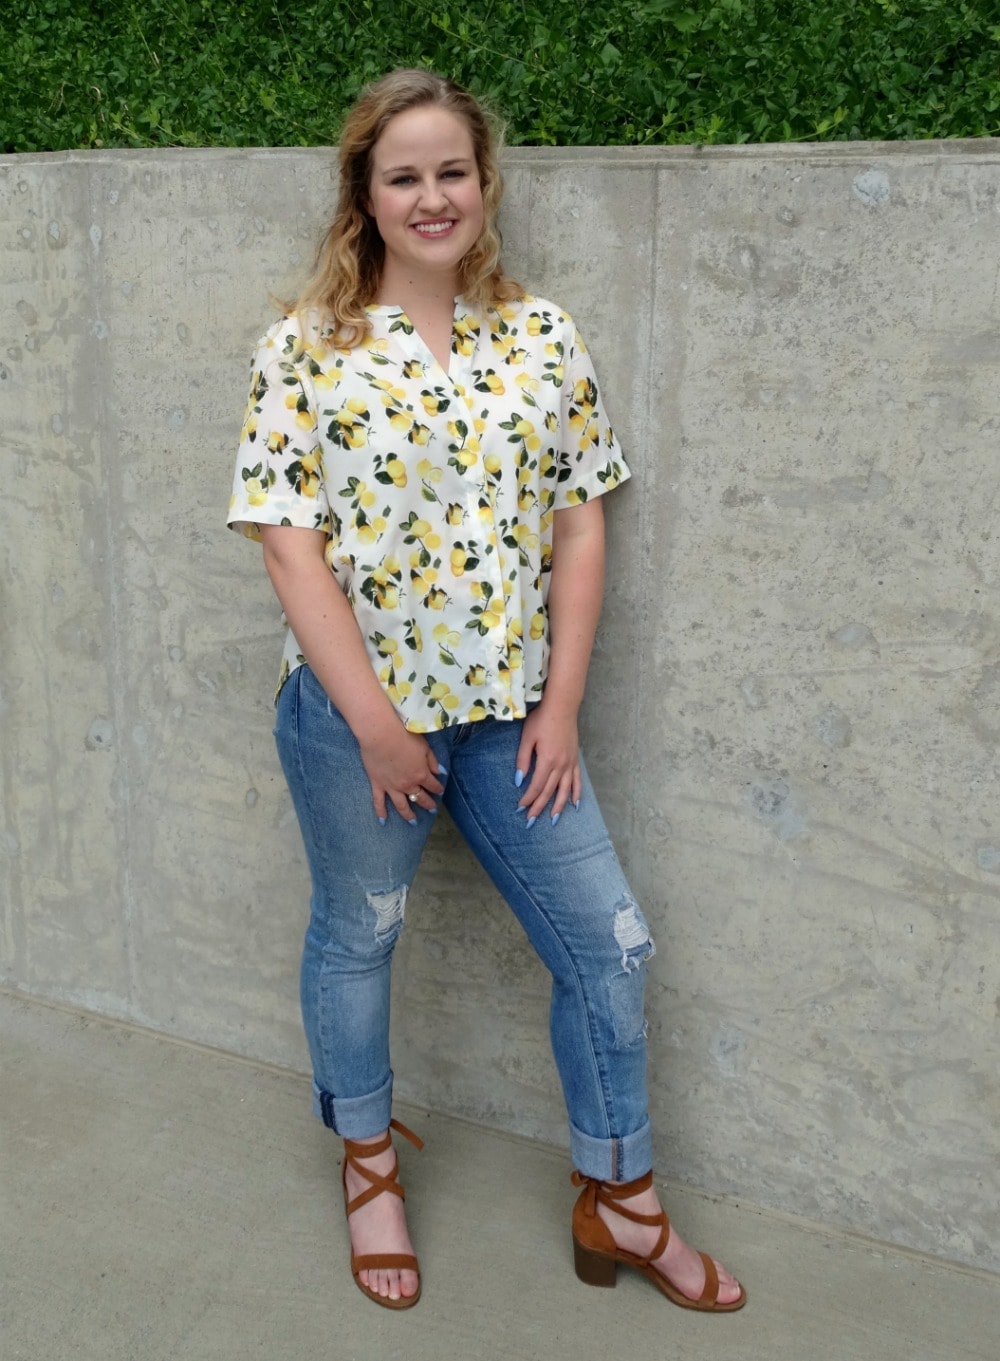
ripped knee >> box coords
[365,884,408,945]
[609,897,655,1048]
[613,900,655,970]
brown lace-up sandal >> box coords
[571,1170,746,1312]
[342,1118,424,1310]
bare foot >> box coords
[597,1182,743,1307]
[343,1134,419,1303]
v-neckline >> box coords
[371,298,477,387]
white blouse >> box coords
[228,294,629,731]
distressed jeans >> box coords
[274,663,656,1182]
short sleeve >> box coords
[553,325,631,509]
[227,321,334,542]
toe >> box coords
[712,1260,744,1306]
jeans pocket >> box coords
[273,663,302,741]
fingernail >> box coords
[516,804,527,814]
[378,816,387,827]
[437,763,448,776]
[574,799,581,811]
[551,812,560,827]
[525,815,537,830]
[429,805,438,815]
[408,816,418,826]
[514,769,524,788]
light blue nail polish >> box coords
[408,816,418,826]
[516,804,527,814]
[551,812,560,827]
[514,769,524,788]
[378,816,387,827]
[525,815,537,830]
[437,763,448,776]
[574,799,581,811]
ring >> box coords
[408,792,420,803]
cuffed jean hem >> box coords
[570,1116,654,1183]
[311,1072,394,1138]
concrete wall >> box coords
[2,141,998,1273]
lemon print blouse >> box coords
[228,295,630,732]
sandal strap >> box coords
[570,1169,671,1260]
[351,1252,419,1273]
[343,1118,424,1217]
[344,1128,392,1160]
[570,1169,668,1228]
[389,1118,425,1151]
[343,1118,424,1161]
[697,1251,719,1306]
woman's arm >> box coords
[260,523,444,822]
[515,497,605,823]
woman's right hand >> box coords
[358,721,446,824]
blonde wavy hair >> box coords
[286,70,523,346]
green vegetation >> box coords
[3,0,999,152]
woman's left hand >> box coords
[514,702,582,824]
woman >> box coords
[228,69,744,1314]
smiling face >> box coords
[367,104,486,299]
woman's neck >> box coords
[375,262,460,317]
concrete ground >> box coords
[2,990,996,1361]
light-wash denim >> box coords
[274,663,656,1182]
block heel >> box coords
[573,1237,618,1287]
